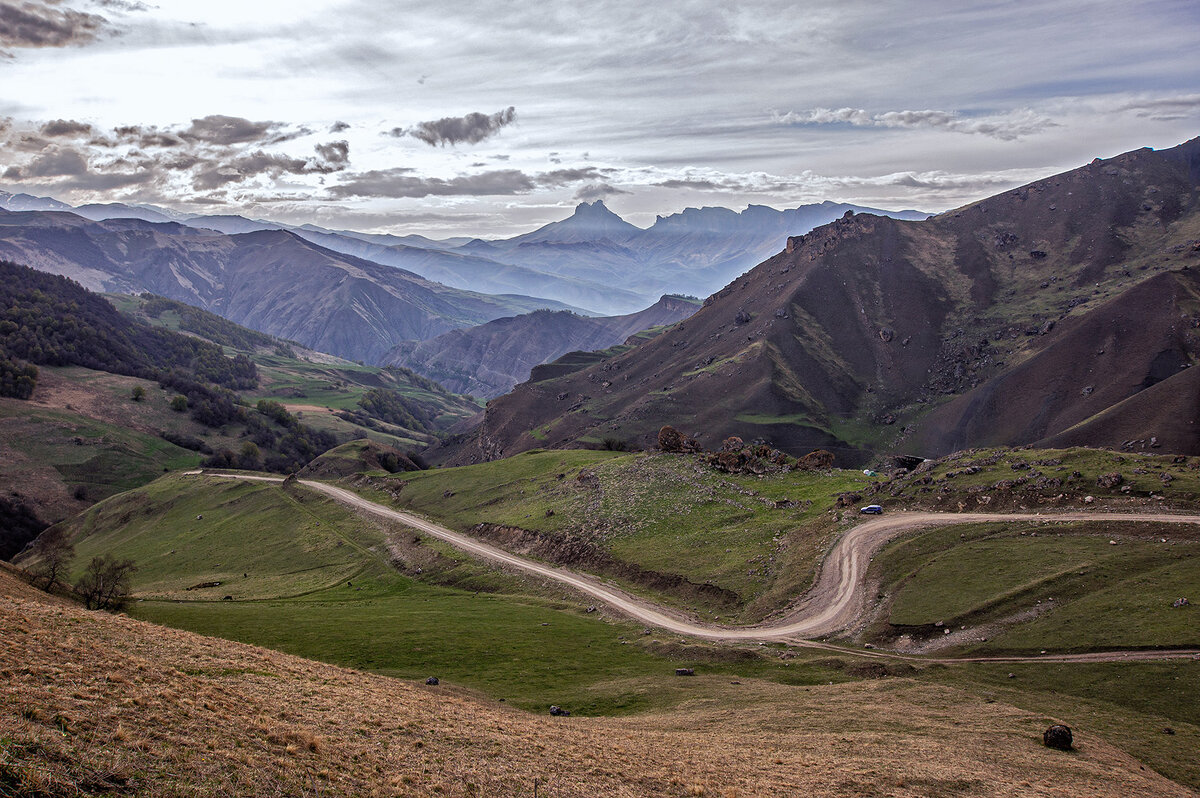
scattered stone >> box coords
[675,668,695,676]
[1163,727,1176,735]
[1083,495,1095,504]
[548,705,570,716]
[1096,472,1124,489]
[585,605,597,613]
[196,515,203,520]
[222,595,232,601]
[425,676,439,685]
[1173,598,1190,608]
[734,310,752,325]
[878,327,894,343]
[1043,724,1073,750]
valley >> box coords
[4,117,1200,795]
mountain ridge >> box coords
[436,136,1200,466]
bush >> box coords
[75,555,136,611]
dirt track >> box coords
[202,472,1200,662]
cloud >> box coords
[405,106,517,147]
[327,162,608,199]
[40,118,93,137]
[536,166,604,186]
[0,1,110,54]
[1107,93,1200,121]
[0,115,351,200]
[574,183,630,201]
[89,0,149,11]
[328,168,535,198]
[191,141,350,190]
[771,107,1057,141]
[180,114,295,146]
[314,139,349,166]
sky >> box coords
[0,0,1198,237]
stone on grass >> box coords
[1043,724,1073,750]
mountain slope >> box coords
[442,137,1200,465]
[457,200,930,312]
[383,295,701,398]
[0,212,581,363]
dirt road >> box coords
[202,472,1200,660]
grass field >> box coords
[345,449,873,620]
[18,464,1200,789]
[42,472,854,715]
[866,520,1200,652]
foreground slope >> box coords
[384,295,701,398]
[449,138,1200,465]
[3,567,1193,798]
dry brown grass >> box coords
[1,568,1192,797]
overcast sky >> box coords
[1,0,1197,236]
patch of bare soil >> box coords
[2,569,1193,798]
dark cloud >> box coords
[406,107,516,147]
[329,121,350,133]
[0,1,109,53]
[180,115,289,146]
[192,141,350,190]
[314,139,349,166]
[110,124,184,148]
[40,118,93,137]
[328,168,535,198]
[655,178,726,190]
[537,166,604,186]
[574,183,630,201]
[24,145,89,177]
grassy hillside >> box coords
[37,472,856,715]
[8,571,1194,798]
[335,449,873,621]
[864,519,1200,654]
[8,473,1200,792]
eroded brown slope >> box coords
[2,569,1192,798]
[445,137,1200,465]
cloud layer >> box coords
[0,1,109,55]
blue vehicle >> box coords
[859,504,883,514]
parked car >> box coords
[859,505,883,514]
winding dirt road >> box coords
[200,472,1200,661]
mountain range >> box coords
[438,137,1200,466]
[0,209,582,364]
[383,294,702,398]
[0,189,928,316]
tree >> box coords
[131,385,146,402]
[170,394,188,412]
[75,555,137,611]
[28,527,74,591]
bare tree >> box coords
[75,555,137,611]
[28,527,75,591]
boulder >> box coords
[657,425,684,453]
[549,705,570,716]
[798,449,835,470]
[675,668,695,676]
[425,676,439,686]
[1043,724,1073,750]
[1096,472,1124,489]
